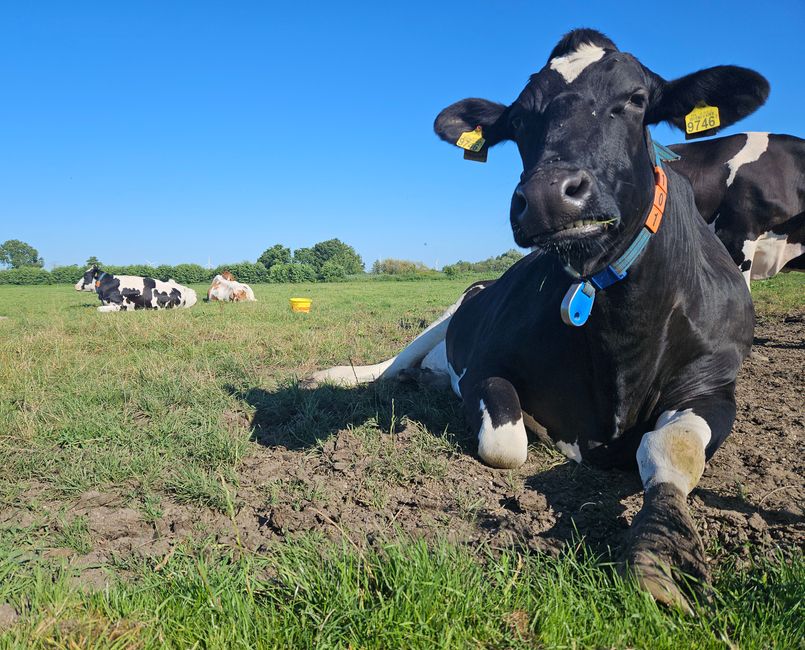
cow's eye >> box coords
[628,93,647,109]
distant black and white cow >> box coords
[669,133,805,287]
[76,265,197,312]
[314,29,768,611]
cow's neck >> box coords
[559,144,669,327]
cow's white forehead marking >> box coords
[726,132,769,186]
[549,43,606,84]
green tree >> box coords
[313,238,364,274]
[258,244,291,269]
[293,240,363,276]
[268,263,317,283]
[0,239,44,269]
[442,249,523,276]
[293,247,317,268]
[371,259,431,275]
[319,259,347,282]
[85,256,102,267]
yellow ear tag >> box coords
[456,126,486,152]
[685,104,720,135]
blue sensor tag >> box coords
[561,281,595,327]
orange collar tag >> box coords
[645,166,667,233]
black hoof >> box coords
[624,484,710,614]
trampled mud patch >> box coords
[232,311,804,562]
[3,312,801,577]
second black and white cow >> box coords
[314,29,768,610]
[76,265,197,312]
[669,133,805,287]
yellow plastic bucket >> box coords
[290,297,312,313]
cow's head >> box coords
[434,29,769,273]
[75,264,100,291]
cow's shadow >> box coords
[228,379,471,453]
[229,379,643,555]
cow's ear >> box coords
[434,98,510,147]
[646,66,769,134]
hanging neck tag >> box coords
[561,280,596,326]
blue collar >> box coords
[560,133,679,327]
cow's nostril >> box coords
[511,189,528,220]
[563,173,591,199]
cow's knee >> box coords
[636,409,710,496]
[472,377,527,469]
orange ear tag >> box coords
[95,281,100,287]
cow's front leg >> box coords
[465,377,528,469]
[626,401,732,612]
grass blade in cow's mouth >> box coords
[528,217,620,247]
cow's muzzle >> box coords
[511,168,615,247]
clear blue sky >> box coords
[1,1,803,270]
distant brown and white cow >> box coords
[668,133,804,288]
[207,271,256,302]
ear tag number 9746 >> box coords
[685,104,720,135]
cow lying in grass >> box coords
[207,271,256,302]
[314,29,767,612]
[76,265,197,312]
[669,133,804,288]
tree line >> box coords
[0,238,524,285]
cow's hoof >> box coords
[625,483,710,614]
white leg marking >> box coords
[726,132,769,187]
[549,43,605,83]
[636,409,711,496]
[556,440,582,463]
[477,399,528,469]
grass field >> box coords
[0,275,803,648]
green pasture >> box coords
[0,275,802,648]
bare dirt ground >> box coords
[5,311,802,581]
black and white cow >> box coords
[314,29,768,610]
[669,133,805,287]
[76,265,197,312]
